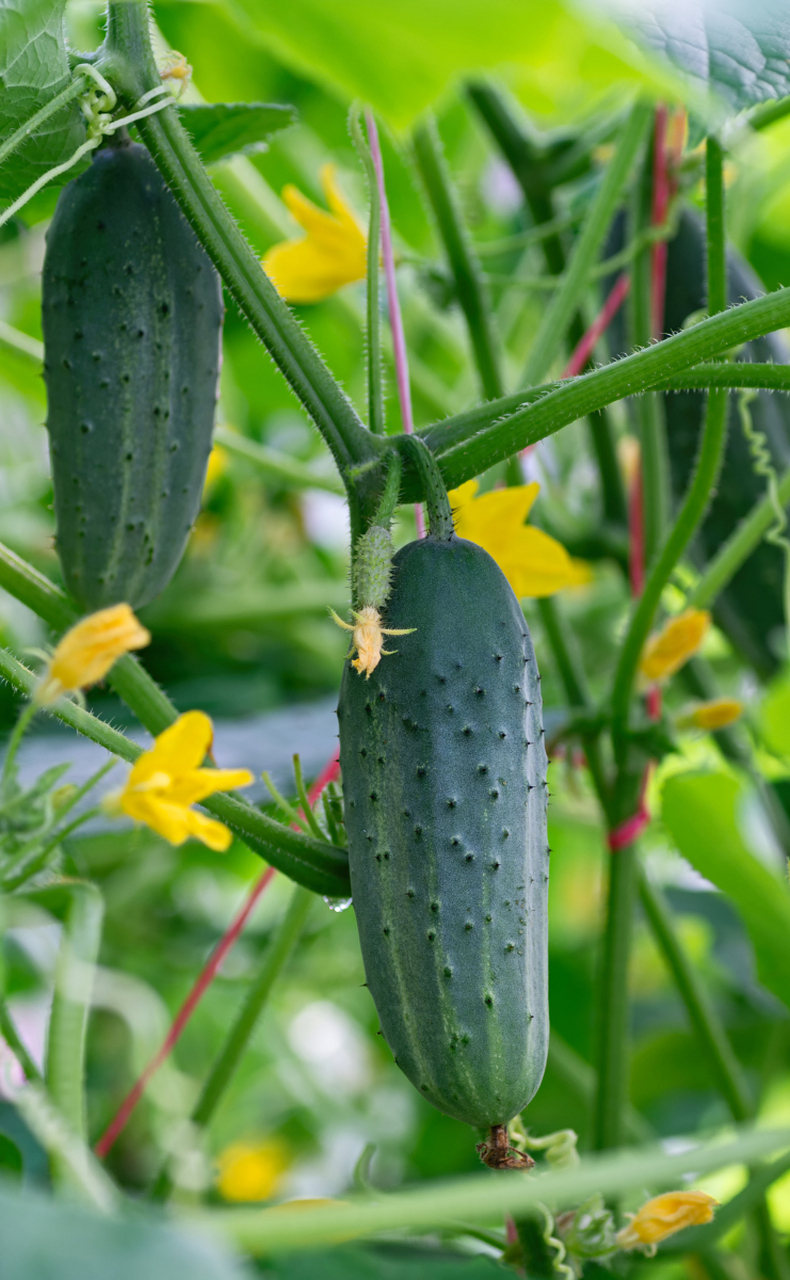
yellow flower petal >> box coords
[639,609,711,683]
[616,1191,717,1250]
[263,164,366,303]
[118,712,252,850]
[203,444,227,497]
[36,604,150,706]
[677,697,743,731]
[216,1140,289,1203]
[446,479,578,598]
[500,526,575,598]
[452,483,540,547]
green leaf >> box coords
[229,0,672,128]
[177,102,297,164]
[0,0,85,204]
[619,0,790,116]
[0,1183,249,1279]
[660,770,790,1011]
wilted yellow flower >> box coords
[639,609,711,683]
[263,164,366,303]
[330,605,415,678]
[215,1139,289,1203]
[677,697,743,731]
[118,710,253,851]
[449,480,580,598]
[616,1190,717,1252]
[35,604,150,706]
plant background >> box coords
[4,0,790,1274]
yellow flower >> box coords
[215,1139,289,1203]
[449,480,579,598]
[330,604,415,678]
[639,609,711,683]
[118,710,253,852]
[203,444,227,497]
[35,604,150,706]
[677,697,744,731]
[616,1190,717,1252]
[263,164,366,303]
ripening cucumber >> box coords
[338,530,549,1129]
[41,138,223,611]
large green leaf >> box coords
[0,0,85,203]
[0,1183,249,1280]
[178,102,297,164]
[615,0,790,116]
[229,0,673,128]
[660,770,790,1011]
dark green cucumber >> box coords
[662,209,790,677]
[41,138,223,611]
[338,534,549,1129]
[605,207,790,676]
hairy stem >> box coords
[412,115,504,400]
[521,101,652,387]
[350,108,385,435]
[99,1,374,483]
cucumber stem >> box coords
[399,436,455,540]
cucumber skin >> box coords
[42,141,223,611]
[338,535,549,1129]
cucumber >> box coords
[605,207,790,676]
[662,209,790,677]
[41,138,223,611]
[338,529,549,1130]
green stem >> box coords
[706,137,727,317]
[536,596,612,818]
[1,700,38,796]
[547,1032,653,1144]
[591,846,636,1151]
[521,101,652,387]
[46,881,103,1186]
[418,287,790,489]
[153,884,313,1201]
[412,115,504,401]
[99,2,375,485]
[466,81,627,521]
[399,436,455,539]
[205,1127,790,1255]
[350,108,385,435]
[0,74,88,169]
[0,641,350,897]
[609,387,729,756]
[0,998,43,1082]
[637,868,750,1119]
[689,463,790,608]
[213,428,344,495]
[609,134,730,755]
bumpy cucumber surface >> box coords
[662,209,790,677]
[338,534,549,1129]
[42,139,223,611]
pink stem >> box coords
[95,750,341,1159]
[650,105,670,341]
[365,110,425,537]
[561,272,630,380]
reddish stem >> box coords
[366,110,425,537]
[95,750,341,1159]
[560,272,630,379]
